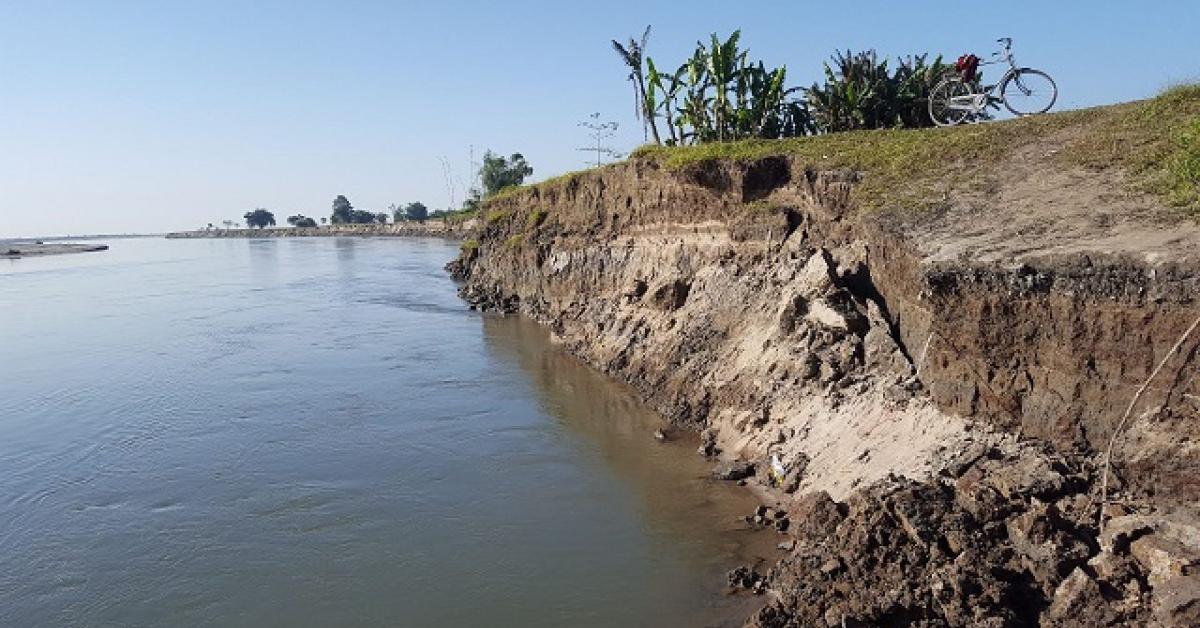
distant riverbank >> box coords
[2,242,109,258]
[166,220,474,240]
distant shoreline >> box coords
[2,242,110,258]
[165,221,474,240]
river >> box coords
[0,237,771,627]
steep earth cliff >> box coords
[452,90,1200,626]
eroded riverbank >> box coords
[450,125,1200,625]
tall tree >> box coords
[331,195,353,224]
[244,208,276,229]
[611,25,661,145]
[479,151,533,197]
[404,202,429,222]
[287,214,317,228]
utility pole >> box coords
[577,113,622,167]
[469,144,479,195]
[438,156,456,210]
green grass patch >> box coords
[1056,84,1200,214]
[537,168,590,189]
[470,87,1200,217]
[1168,117,1200,208]
[505,234,525,249]
[484,208,514,225]
[441,208,479,224]
[746,199,789,212]
[526,208,548,229]
[633,110,1091,210]
[632,85,1200,214]
[480,168,602,209]
[460,238,479,254]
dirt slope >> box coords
[451,90,1200,626]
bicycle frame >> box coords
[931,37,1055,125]
[946,39,1021,114]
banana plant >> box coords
[636,30,815,145]
[611,25,662,144]
[645,57,689,146]
[806,49,952,131]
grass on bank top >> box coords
[483,85,1200,218]
[633,83,1200,214]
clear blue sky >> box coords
[2,1,1197,237]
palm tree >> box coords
[612,25,661,145]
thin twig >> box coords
[914,331,935,377]
[1098,313,1200,532]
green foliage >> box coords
[330,195,354,224]
[628,29,966,146]
[526,208,547,229]
[244,208,276,228]
[404,202,429,222]
[485,208,513,225]
[480,152,534,197]
[504,234,525,249]
[1168,117,1200,209]
[460,239,479,254]
[806,50,951,132]
[644,31,812,146]
[612,25,660,144]
[632,84,1200,214]
[430,207,478,223]
[459,188,483,213]
[286,214,318,228]
[329,195,380,224]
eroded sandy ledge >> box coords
[3,242,109,257]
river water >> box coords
[0,237,770,627]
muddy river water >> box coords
[0,237,772,627]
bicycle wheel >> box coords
[1001,68,1057,116]
[929,77,974,127]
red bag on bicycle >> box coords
[955,54,980,82]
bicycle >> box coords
[928,38,1057,127]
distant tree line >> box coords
[330,195,387,224]
[215,156,540,229]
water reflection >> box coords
[481,315,777,622]
[246,238,279,284]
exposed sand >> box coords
[2,242,109,257]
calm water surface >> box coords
[0,237,769,627]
